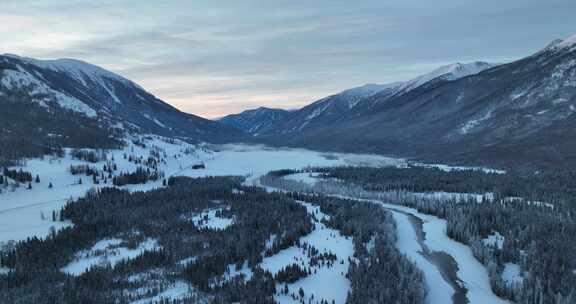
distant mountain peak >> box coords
[340,82,403,98]
[394,61,497,93]
[220,107,290,135]
[2,54,133,87]
[427,61,494,79]
[543,33,576,52]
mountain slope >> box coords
[219,107,290,135]
[253,61,496,137]
[395,61,497,94]
[0,55,244,150]
[271,35,576,168]
[0,54,246,163]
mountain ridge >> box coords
[219,107,290,135]
[222,61,497,138]
[263,35,576,168]
[0,54,245,163]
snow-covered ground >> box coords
[391,211,454,304]
[413,162,506,174]
[502,263,524,286]
[130,281,191,304]
[191,208,234,230]
[297,190,509,304]
[283,172,320,186]
[503,196,555,209]
[483,231,505,250]
[211,261,253,287]
[0,140,403,247]
[1,137,513,303]
[62,238,161,276]
[411,191,493,203]
[260,201,354,304]
[380,202,509,304]
[0,135,210,246]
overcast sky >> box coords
[2,0,575,118]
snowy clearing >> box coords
[413,162,506,174]
[483,231,505,250]
[130,281,191,304]
[0,135,210,246]
[0,140,403,246]
[61,238,161,276]
[191,208,234,231]
[260,201,354,304]
[283,172,320,186]
[210,261,254,287]
[502,263,524,286]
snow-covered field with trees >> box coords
[62,238,161,276]
[0,137,402,247]
[1,138,545,304]
[261,201,354,304]
[261,171,516,304]
[380,202,509,304]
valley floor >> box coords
[0,139,518,304]
[0,138,402,246]
[263,175,510,304]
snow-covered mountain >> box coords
[0,54,244,160]
[262,34,576,168]
[219,107,290,135]
[246,61,496,137]
[394,61,497,94]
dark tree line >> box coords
[2,168,32,183]
[112,167,164,186]
[315,166,576,211]
[70,149,107,163]
[274,263,309,283]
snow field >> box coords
[0,135,211,246]
[283,172,320,186]
[191,208,234,231]
[210,261,254,287]
[483,231,505,250]
[380,202,509,304]
[1,136,506,248]
[260,201,354,304]
[61,238,161,276]
[130,281,191,304]
[502,263,524,286]
[391,211,454,304]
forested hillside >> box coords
[0,175,427,304]
[261,167,576,304]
